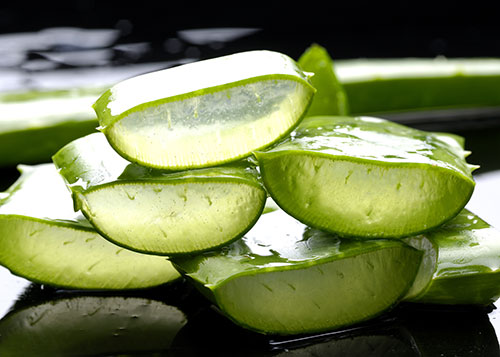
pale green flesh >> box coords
[404,209,500,305]
[82,181,265,254]
[173,209,422,335]
[256,116,476,238]
[93,50,314,169]
[104,78,313,169]
[259,153,472,238]
[0,164,180,289]
[0,296,186,356]
[216,246,418,334]
[52,133,267,255]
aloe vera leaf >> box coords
[404,209,500,305]
[334,57,500,115]
[0,88,102,167]
[255,115,477,238]
[52,133,267,255]
[298,43,349,116]
[0,295,186,356]
[172,209,422,335]
[0,164,180,290]
[93,50,315,170]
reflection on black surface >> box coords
[0,279,208,356]
[399,303,500,357]
[0,280,499,356]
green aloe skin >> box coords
[297,43,349,116]
[334,57,500,115]
[93,50,315,170]
[52,133,267,256]
[255,115,477,239]
[0,164,180,289]
[404,209,500,305]
[173,209,422,335]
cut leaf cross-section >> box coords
[93,50,315,169]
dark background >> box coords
[1,2,500,60]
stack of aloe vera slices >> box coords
[1,45,500,337]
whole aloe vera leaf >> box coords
[52,133,267,256]
[93,50,315,170]
[172,209,422,335]
[0,164,180,290]
[0,88,101,167]
[404,209,500,305]
[335,57,500,115]
[255,115,477,238]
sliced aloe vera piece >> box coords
[404,209,500,305]
[172,209,422,335]
[0,164,180,289]
[0,294,186,356]
[93,50,315,169]
[298,43,349,116]
[335,57,500,115]
[52,132,267,255]
[255,115,477,238]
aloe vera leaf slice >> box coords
[404,209,500,305]
[93,50,315,170]
[0,164,180,290]
[298,43,349,116]
[0,295,186,356]
[255,115,477,238]
[52,133,267,255]
[334,57,500,115]
[172,209,422,335]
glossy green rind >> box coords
[404,209,500,305]
[255,116,476,238]
[298,43,349,116]
[93,50,315,170]
[172,209,422,335]
[0,295,186,356]
[52,133,267,255]
[0,164,180,289]
[335,57,500,115]
[0,88,102,167]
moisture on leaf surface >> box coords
[172,209,422,335]
[52,133,267,255]
[0,164,180,290]
[255,115,477,238]
[404,209,500,305]
[93,50,315,170]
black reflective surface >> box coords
[1,9,500,356]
